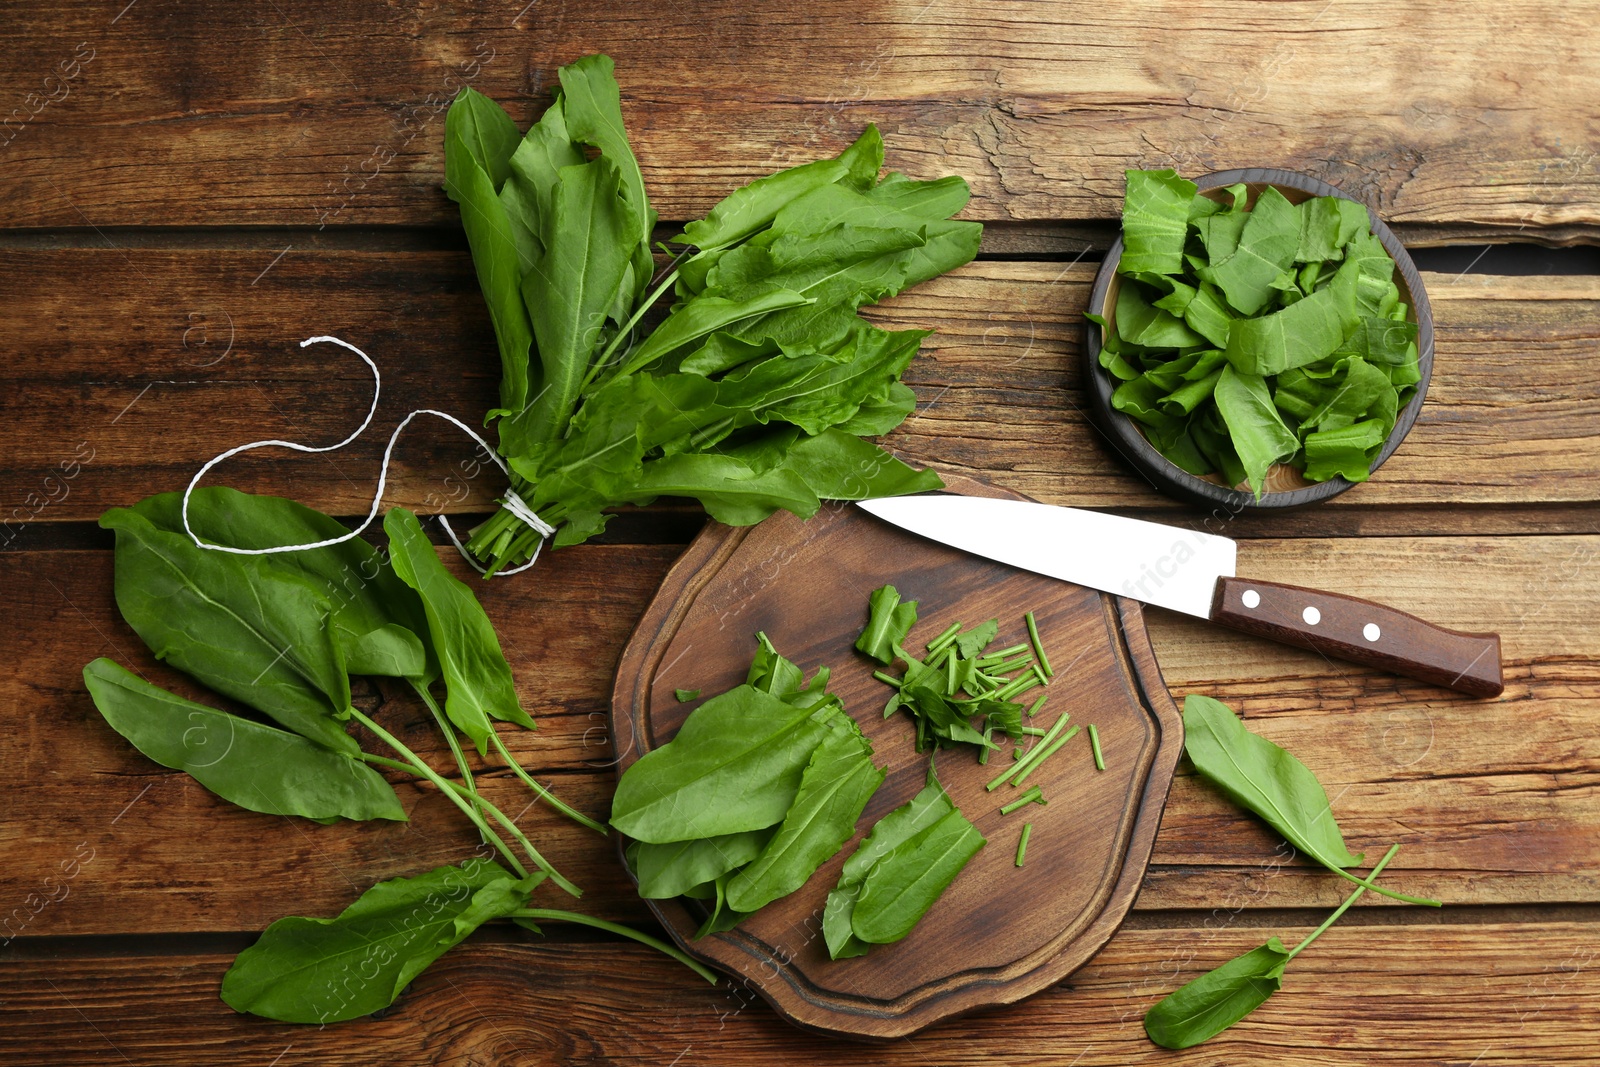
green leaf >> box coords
[340,623,429,680]
[1223,257,1361,376]
[83,658,404,823]
[1144,938,1289,1049]
[628,452,820,525]
[443,87,521,192]
[134,488,433,676]
[1118,169,1196,276]
[1213,366,1301,497]
[1183,696,1438,907]
[221,859,536,1023]
[1196,186,1302,316]
[725,723,884,912]
[823,769,955,959]
[855,584,919,665]
[1153,280,1233,348]
[557,53,656,299]
[1116,281,1205,348]
[1300,356,1396,434]
[832,382,918,436]
[769,429,943,502]
[610,684,832,842]
[851,804,985,943]
[632,829,772,899]
[1303,418,1389,482]
[445,99,536,420]
[602,287,815,385]
[680,144,853,251]
[1296,195,1370,264]
[384,508,536,753]
[1183,694,1362,868]
[519,156,640,449]
[99,505,356,755]
[954,619,1000,659]
[746,631,813,700]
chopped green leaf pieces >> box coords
[674,688,701,702]
[860,590,1057,760]
[824,766,984,956]
[1097,169,1418,497]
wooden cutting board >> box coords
[609,474,1183,1039]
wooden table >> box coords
[4,2,1598,1063]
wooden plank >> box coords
[4,2,1597,238]
[4,252,1599,530]
[3,530,1594,937]
[2,923,1596,1063]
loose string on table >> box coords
[180,334,551,576]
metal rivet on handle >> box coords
[1363,623,1381,642]
[1241,589,1260,609]
[1302,606,1321,625]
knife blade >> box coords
[857,495,1503,698]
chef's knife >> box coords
[857,495,1503,698]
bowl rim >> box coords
[1081,167,1435,511]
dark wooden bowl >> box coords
[1082,167,1434,510]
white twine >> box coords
[181,334,552,577]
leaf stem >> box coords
[1314,850,1437,907]
[578,267,682,396]
[359,753,581,898]
[411,681,489,843]
[348,708,526,879]
[1288,843,1402,960]
[512,908,718,984]
[487,730,608,834]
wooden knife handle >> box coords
[1211,576,1504,698]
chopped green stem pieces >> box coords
[987,713,1070,791]
[925,622,963,654]
[1012,727,1080,788]
[1025,612,1053,677]
[1089,723,1106,771]
[999,787,1045,816]
[1015,824,1033,867]
[1027,694,1048,718]
[1020,726,1047,737]
[873,670,903,688]
[994,674,1041,702]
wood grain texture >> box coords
[608,475,1181,1036]
[4,2,1598,239]
[2,923,1597,1065]
[2,529,1593,941]
[3,252,1598,525]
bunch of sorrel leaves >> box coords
[85,488,712,1023]
[1093,169,1421,497]
[444,55,981,573]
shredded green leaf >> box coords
[1096,169,1417,497]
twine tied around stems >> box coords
[180,335,550,576]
